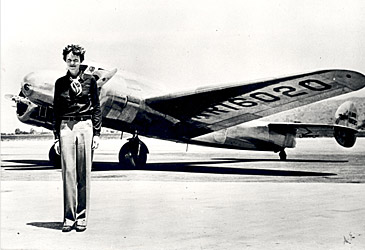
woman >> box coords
[53,44,102,232]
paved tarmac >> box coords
[1,138,365,249]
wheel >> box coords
[119,138,148,168]
[49,144,61,168]
[279,150,287,161]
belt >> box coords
[61,115,92,121]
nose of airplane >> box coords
[21,72,36,97]
[20,70,58,105]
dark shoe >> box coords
[62,225,73,232]
[75,224,87,232]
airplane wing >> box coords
[146,70,365,136]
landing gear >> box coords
[48,144,61,168]
[119,136,149,168]
[279,149,287,161]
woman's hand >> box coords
[92,136,100,150]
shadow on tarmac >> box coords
[2,160,60,170]
[27,222,63,230]
[3,159,337,177]
[212,157,348,163]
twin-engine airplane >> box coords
[7,62,365,167]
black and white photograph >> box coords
[1,0,365,249]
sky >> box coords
[1,0,365,133]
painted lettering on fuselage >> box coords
[192,79,332,120]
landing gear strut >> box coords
[119,135,149,168]
[279,149,287,161]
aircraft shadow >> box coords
[3,159,337,177]
[2,160,60,170]
[93,159,336,177]
[139,162,336,177]
[211,157,348,163]
[27,222,63,230]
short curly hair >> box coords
[62,44,85,62]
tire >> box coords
[49,145,61,168]
[279,150,287,161]
[119,139,148,168]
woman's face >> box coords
[66,52,81,76]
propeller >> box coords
[4,94,16,101]
[4,94,18,107]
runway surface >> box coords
[1,137,365,183]
[1,138,365,249]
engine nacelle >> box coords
[21,71,58,106]
[334,101,358,148]
[11,92,54,130]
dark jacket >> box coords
[53,70,102,139]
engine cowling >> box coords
[10,91,54,130]
[334,101,358,148]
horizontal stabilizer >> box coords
[268,122,358,137]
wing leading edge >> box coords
[146,70,365,135]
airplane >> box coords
[6,62,365,168]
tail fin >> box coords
[334,101,358,147]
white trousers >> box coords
[60,119,93,226]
